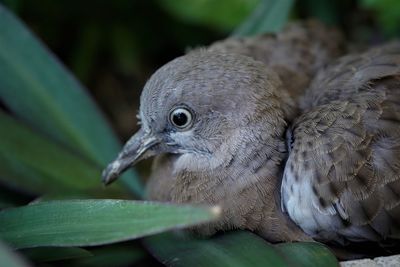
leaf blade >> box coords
[233,0,295,37]
[276,242,338,267]
[0,4,142,196]
[0,4,114,165]
[158,0,260,32]
[145,231,291,267]
[0,200,219,249]
[0,112,124,196]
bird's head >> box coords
[102,50,294,185]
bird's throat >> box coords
[168,129,308,240]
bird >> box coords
[102,20,400,244]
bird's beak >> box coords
[102,128,160,185]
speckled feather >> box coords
[282,42,400,243]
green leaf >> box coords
[0,241,31,267]
[276,242,338,267]
[0,199,219,249]
[145,231,339,267]
[360,0,400,35]
[146,231,290,267]
[0,3,114,166]
[70,23,102,82]
[0,4,142,196]
[21,247,92,263]
[158,0,260,32]
[0,112,124,196]
[0,0,21,13]
[296,0,340,25]
[72,246,145,267]
[0,198,16,209]
[233,0,295,37]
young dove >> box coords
[102,22,400,244]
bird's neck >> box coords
[170,124,308,241]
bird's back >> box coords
[282,42,400,243]
[207,20,344,101]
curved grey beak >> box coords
[102,128,159,185]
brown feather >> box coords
[282,42,400,242]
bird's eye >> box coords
[169,107,193,129]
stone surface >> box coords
[340,255,400,267]
[375,255,400,267]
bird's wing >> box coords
[282,42,400,242]
[301,41,400,108]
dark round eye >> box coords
[169,107,193,129]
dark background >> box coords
[1,1,400,266]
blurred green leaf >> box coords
[72,246,145,267]
[0,4,113,167]
[22,247,92,263]
[296,0,340,25]
[0,198,16,209]
[0,111,125,196]
[146,231,339,267]
[158,0,260,32]
[71,23,102,83]
[0,0,21,13]
[233,0,295,36]
[0,241,31,267]
[110,25,142,75]
[33,192,94,202]
[0,200,219,249]
[147,231,287,267]
[0,4,143,196]
[360,0,400,35]
[276,242,338,266]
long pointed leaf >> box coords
[0,4,115,166]
[0,112,124,196]
[145,231,291,267]
[233,0,294,36]
[145,231,339,267]
[298,0,340,25]
[276,242,338,267]
[0,200,219,249]
[0,4,142,195]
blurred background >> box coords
[1,0,400,141]
[1,1,400,266]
